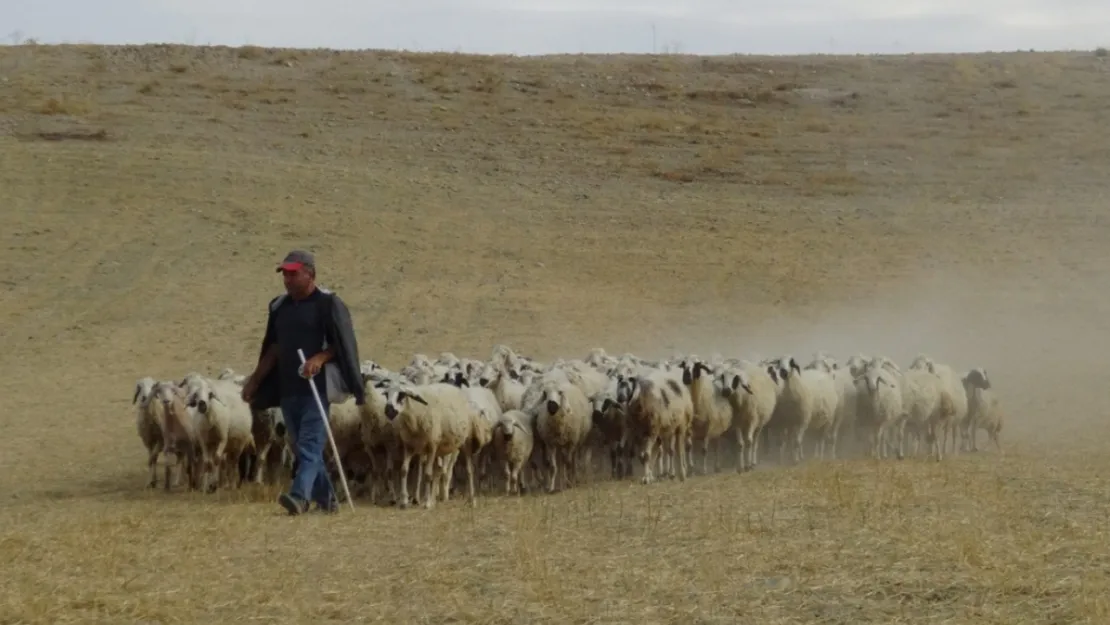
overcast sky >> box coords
[5,0,1108,55]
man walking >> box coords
[241,250,366,515]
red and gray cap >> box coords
[276,249,316,273]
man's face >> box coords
[282,266,313,295]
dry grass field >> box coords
[2,42,1110,623]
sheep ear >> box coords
[766,366,778,383]
[409,393,429,406]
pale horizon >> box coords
[4,0,1109,56]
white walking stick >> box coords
[297,349,355,512]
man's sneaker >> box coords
[278,492,308,516]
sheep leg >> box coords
[461,452,478,506]
[744,430,757,472]
[444,451,460,502]
[792,426,805,464]
[609,444,621,479]
[545,445,559,494]
[423,454,437,510]
[896,421,907,460]
[397,450,415,509]
[253,442,272,484]
[699,436,711,476]
[751,425,763,470]
[411,454,425,506]
[685,433,694,472]
[504,460,514,496]
[664,430,678,481]
[639,436,656,485]
[826,427,839,461]
[147,442,163,488]
[163,454,174,491]
[734,427,746,473]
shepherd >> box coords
[241,250,366,515]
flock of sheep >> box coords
[131,345,1004,509]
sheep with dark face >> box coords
[589,378,633,479]
[962,368,1002,452]
[533,377,592,493]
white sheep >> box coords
[492,409,535,495]
[962,368,1002,452]
[382,382,480,509]
[679,358,734,475]
[532,376,593,493]
[853,360,904,459]
[716,362,778,472]
[478,359,526,412]
[625,368,693,484]
[805,354,859,460]
[894,364,956,461]
[149,380,201,490]
[360,382,406,504]
[766,356,839,464]
[322,398,370,488]
[183,377,255,492]
[133,376,162,488]
[909,354,969,456]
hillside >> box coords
[2,43,1110,623]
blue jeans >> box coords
[281,394,335,508]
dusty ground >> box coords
[2,43,1110,623]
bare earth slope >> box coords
[2,44,1110,623]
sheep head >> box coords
[541,384,567,416]
[963,368,991,390]
[185,384,221,415]
[591,396,623,427]
[441,370,469,388]
[679,357,714,385]
[133,376,157,405]
[857,365,895,394]
[775,356,801,381]
[382,388,429,421]
[909,354,936,374]
[717,370,753,398]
